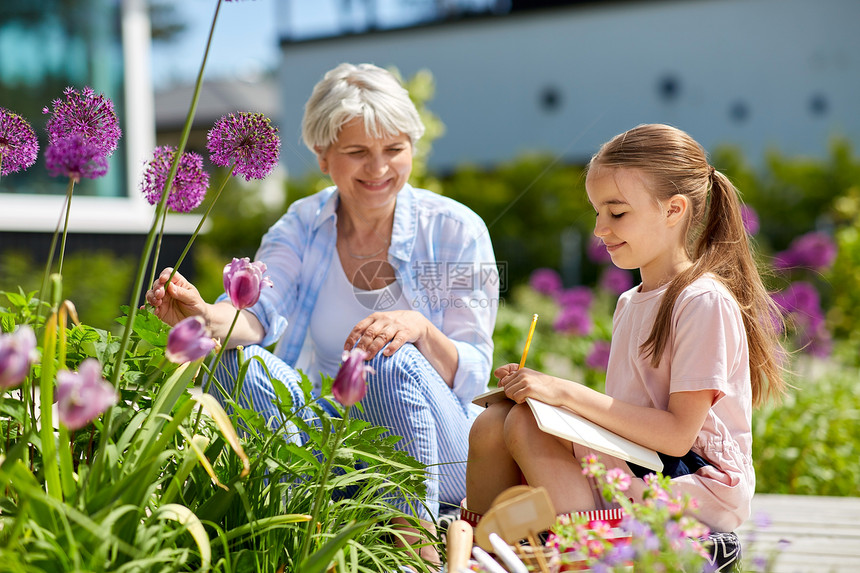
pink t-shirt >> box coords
[604,275,754,532]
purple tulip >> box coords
[223,257,273,310]
[0,325,38,390]
[333,348,374,407]
[56,359,118,431]
[529,268,562,296]
[165,316,217,364]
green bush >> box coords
[752,354,860,496]
[0,250,134,331]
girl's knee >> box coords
[503,403,541,453]
[469,401,513,450]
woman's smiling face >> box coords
[316,117,413,212]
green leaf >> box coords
[297,520,370,573]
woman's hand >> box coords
[494,363,568,406]
[145,268,208,327]
[344,310,429,359]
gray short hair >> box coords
[301,63,425,153]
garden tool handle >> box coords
[446,520,473,572]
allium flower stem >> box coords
[91,0,226,490]
[39,179,75,301]
[166,161,235,285]
[147,205,171,290]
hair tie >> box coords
[708,165,716,178]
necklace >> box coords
[342,237,389,260]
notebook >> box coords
[472,388,663,472]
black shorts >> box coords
[627,449,711,479]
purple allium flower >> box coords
[556,286,593,310]
[773,231,837,272]
[56,359,118,431]
[587,236,612,264]
[43,86,121,158]
[141,146,210,213]
[529,268,562,296]
[165,316,217,364]
[585,340,611,371]
[0,325,38,390]
[0,107,39,176]
[772,281,823,330]
[554,304,592,336]
[223,257,273,310]
[741,204,760,235]
[207,111,280,181]
[806,327,832,358]
[44,134,109,181]
[599,265,634,296]
[333,348,374,407]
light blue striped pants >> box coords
[209,343,476,519]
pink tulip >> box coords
[333,348,374,407]
[166,316,216,363]
[223,257,273,310]
[56,359,118,430]
[0,325,38,390]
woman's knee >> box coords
[364,343,434,401]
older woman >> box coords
[146,63,498,561]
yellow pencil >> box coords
[519,314,539,369]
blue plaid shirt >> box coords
[237,183,499,406]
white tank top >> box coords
[306,257,410,384]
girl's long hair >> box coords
[588,124,785,406]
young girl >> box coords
[466,123,785,533]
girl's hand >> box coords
[495,364,566,406]
[145,267,208,326]
[344,310,429,360]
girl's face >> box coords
[316,117,413,214]
[586,166,690,291]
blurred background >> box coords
[1,0,859,338]
[2,0,860,524]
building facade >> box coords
[277,0,860,176]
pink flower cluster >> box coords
[553,456,712,570]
